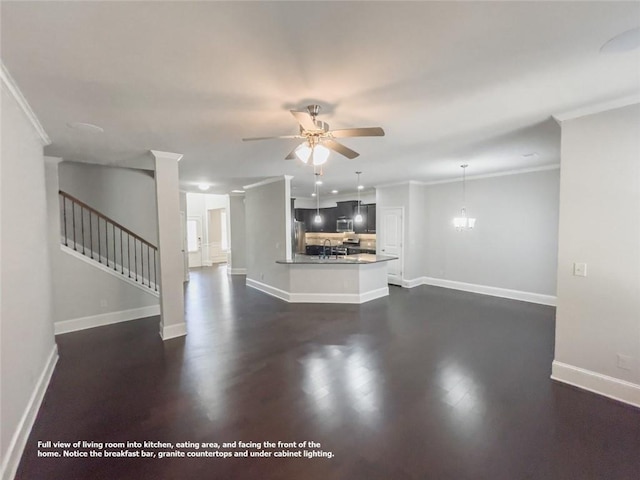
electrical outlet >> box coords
[617,354,633,370]
[573,262,587,277]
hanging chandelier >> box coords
[453,164,476,231]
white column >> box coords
[151,150,186,340]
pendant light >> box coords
[314,173,322,224]
[453,164,476,231]
[354,171,363,223]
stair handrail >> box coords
[59,190,157,249]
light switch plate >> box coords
[573,262,587,277]
[617,354,633,370]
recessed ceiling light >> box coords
[231,189,245,193]
[66,122,104,133]
[601,27,640,53]
[311,193,316,197]
[357,185,364,190]
[332,190,338,194]
[198,184,210,191]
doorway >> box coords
[187,216,203,268]
[379,207,404,285]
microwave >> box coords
[336,218,354,232]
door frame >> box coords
[379,206,404,286]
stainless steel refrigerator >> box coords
[292,220,306,255]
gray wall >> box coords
[245,177,291,291]
[47,162,158,324]
[554,104,640,391]
[1,82,57,474]
[423,169,560,295]
[228,194,247,272]
[59,161,158,244]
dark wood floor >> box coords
[17,266,640,479]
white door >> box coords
[206,208,228,264]
[187,216,203,268]
[380,207,403,285]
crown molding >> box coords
[553,94,640,123]
[150,150,183,162]
[1,62,51,146]
[422,164,561,186]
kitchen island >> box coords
[272,253,397,304]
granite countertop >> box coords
[276,253,397,265]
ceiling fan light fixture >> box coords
[295,143,312,163]
[312,144,330,166]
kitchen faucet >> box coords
[322,238,332,259]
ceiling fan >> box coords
[242,105,385,165]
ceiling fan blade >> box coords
[290,110,318,131]
[330,127,385,138]
[285,146,298,160]
[323,139,360,159]
[242,135,302,141]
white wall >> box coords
[228,194,247,273]
[58,161,158,245]
[553,103,640,407]
[1,72,57,480]
[245,177,291,292]
[423,169,560,296]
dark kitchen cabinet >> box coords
[297,207,337,232]
[336,201,358,219]
[366,204,376,233]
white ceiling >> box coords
[2,1,639,197]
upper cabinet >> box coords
[294,202,376,234]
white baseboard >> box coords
[402,277,423,289]
[160,322,187,340]
[246,278,290,301]
[1,344,58,480]
[359,286,390,303]
[54,305,161,335]
[246,278,388,304]
[421,276,556,306]
[551,360,640,409]
[228,268,247,275]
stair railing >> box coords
[58,190,158,292]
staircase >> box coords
[59,190,159,292]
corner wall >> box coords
[244,177,291,296]
[552,103,640,407]
[1,68,57,480]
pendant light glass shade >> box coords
[314,173,322,224]
[355,171,363,223]
[453,164,476,231]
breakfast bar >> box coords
[275,254,397,304]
